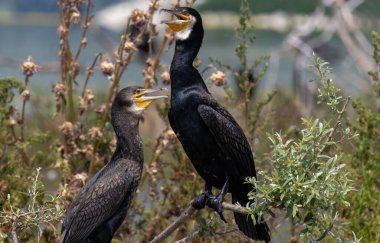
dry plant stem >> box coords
[149,202,249,243]
[90,0,160,173]
[58,0,76,122]
[74,0,93,62]
[150,30,169,74]
[81,53,102,97]
[20,76,29,142]
[67,77,76,122]
[150,205,195,243]
[11,221,18,243]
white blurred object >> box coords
[94,0,205,32]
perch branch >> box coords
[149,201,249,243]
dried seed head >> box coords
[143,66,155,88]
[78,96,87,115]
[69,172,88,189]
[109,136,117,152]
[70,62,80,77]
[99,61,115,77]
[8,116,17,127]
[124,40,137,53]
[59,121,74,136]
[130,9,148,24]
[70,11,81,24]
[52,82,66,96]
[81,36,87,47]
[21,89,31,101]
[160,69,170,85]
[21,57,38,77]
[78,89,94,115]
[209,70,227,86]
[76,145,94,160]
[84,89,94,104]
[95,104,106,115]
[88,126,103,139]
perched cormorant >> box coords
[162,7,271,242]
[61,86,167,243]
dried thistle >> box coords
[99,61,115,78]
[78,89,95,115]
[76,145,94,161]
[52,82,66,96]
[95,104,106,116]
[209,70,227,86]
[131,9,148,24]
[88,126,103,140]
[109,136,117,152]
[8,116,17,127]
[124,40,137,53]
[143,66,155,88]
[21,89,30,101]
[59,121,75,137]
[70,10,81,24]
[21,57,38,77]
[160,67,171,85]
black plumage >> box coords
[163,7,271,242]
[61,86,166,243]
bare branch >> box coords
[149,201,250,243]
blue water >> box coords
[0,23,368,98]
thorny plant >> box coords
[246,54,357,242]
[0,168,64,242]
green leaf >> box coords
[292,204,298,218]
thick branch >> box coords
[149,201,249,243]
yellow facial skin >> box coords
[163,12,190,32]
[133,89,168,109]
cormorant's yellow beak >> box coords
[161,9,190,32]
[133,88,168,109]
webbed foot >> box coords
[205,178,230,223]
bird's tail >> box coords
[232,193,271,242]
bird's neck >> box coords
[172,39,201,67]
[112,117,143,163]
[170,39,207,90]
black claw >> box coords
[206,195,227,223]
[205,178,230,223]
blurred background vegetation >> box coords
[0,0,379,242]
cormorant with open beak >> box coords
[162,7,270,242]
[61,86,167,243]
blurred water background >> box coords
[1,0,379,97]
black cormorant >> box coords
[61,86,167,243]
[162,7,271,242]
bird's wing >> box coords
[61,161,134,242]
[197,104,256,177]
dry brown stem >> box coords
[149,201,249,243]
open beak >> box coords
[133,88,168,109]
[161,8,190,32]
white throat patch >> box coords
[174,15,196,41]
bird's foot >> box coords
[205,178,230,223]
[205,194,227,223]
[192,191,212,209]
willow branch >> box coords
[326,96,351,143]
[149,201,249,243]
